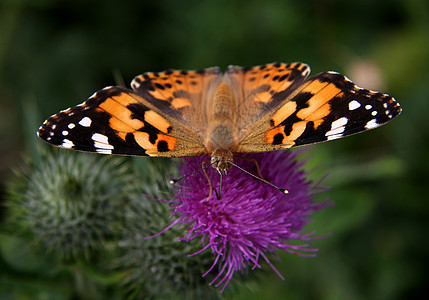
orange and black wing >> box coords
[37,86,206,157]
[38,67,224,157]
[225,64,402,152]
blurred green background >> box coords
[1,0,428,299]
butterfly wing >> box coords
[131,67,222,138]
[226,64,402,152]
[38,67,222,157]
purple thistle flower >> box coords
[159,150,329,292]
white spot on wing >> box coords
[68,123,75,129]
[95,142,114,150]
[327,134,343,141]
[371,111,378,116]
[365,119,378,129]
[61,139,74,148]
[332,117,348,128]
[92,133,114,150]
[62,130,68,136]
[88,91,98,99]
[79,117,92,127]
[365,105,372,110]
[92,133,108,143]
[96,149,113,154]
[344,75,353,82]
[325,117,348,137]
[326,127,344,136]
[348,100,361,110]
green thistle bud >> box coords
[9,149,132,261]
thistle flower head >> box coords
[168,150,328,292]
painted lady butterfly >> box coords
[37,62,402,175]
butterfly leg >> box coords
[202,160,216,201]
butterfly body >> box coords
[38,62,401,173]
[205,82,237,174]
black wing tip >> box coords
[36,122,64,147]
[36,120,53,141]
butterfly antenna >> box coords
[168,179,191,192]
[231,162,289,194]
[169,163,211,185]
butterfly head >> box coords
[210,149,233,175]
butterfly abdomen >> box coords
[212,83,235,119]
[203,82,239,173]
[205,83,238,152]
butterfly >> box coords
[37,62,402,177]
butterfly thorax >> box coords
[205,82,238,174]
